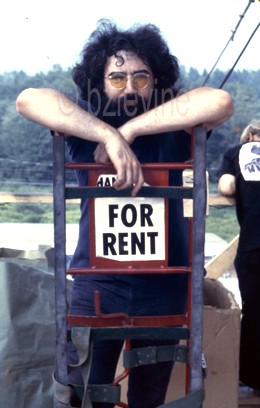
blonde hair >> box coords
[240,120,260,144]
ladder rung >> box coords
[67,316,189,333]
[67,266,191,275]
[65,186,193,200]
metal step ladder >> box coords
[52,127,207,408]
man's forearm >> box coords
[16,87,144,196]
[120,87,234,141]
[16,88,118,144]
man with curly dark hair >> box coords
[72,20,181,114]
[17,20,233,408]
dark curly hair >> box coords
[72,19,181,105]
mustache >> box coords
[120,93,139,102]
[114,94,149,111]
[93,90,157,127]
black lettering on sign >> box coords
[103,232,159,256]
[147,232,158,254]
[118,233,128,255]
[121,204,137,227]
[109,205,119,227]
[140,204,153,226]
[131,232,145,255]
[108,203,154,228]
[103,233,117,255]
[97,175,116,187]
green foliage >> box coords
[0,64,259,235]
[0,203,80,223]
[0,66,76,192]
[206,205,240,242]
[0,198,239,243]
[181,66,260,182]
[0,203,52,223]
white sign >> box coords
[182,169,209,217]
[94,178,165,261]
[239,142,260,181]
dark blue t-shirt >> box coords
[66,99,192,300]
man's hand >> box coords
[101,134,144,197]
[94,143,111,165]
[94,123,136,165]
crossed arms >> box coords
[16,87,233,196]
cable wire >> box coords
[202,0,256,85]
[219,21,260,88]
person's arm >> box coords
[16,88,144,196]
[218,174,236,197]
[119,87,234,143]
[94,86,233,163]
[218,146,237,197]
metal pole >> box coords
[52,135,68,385]
[190,127,207,393]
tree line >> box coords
[0,64,259,192]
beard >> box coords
[91,90,157,128]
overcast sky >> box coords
[1,0,259,75]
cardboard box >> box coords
[166,278,241,408]
[0,254,55,408]
[117,279,240,407]
[115,279,240,407]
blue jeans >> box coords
[68,274,187,408]
[235,249,260,390]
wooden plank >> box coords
[0,193,53,203]
[0,193,80,204]
[1,193,234,205]
[239,386,260,407]
[239,395,260,405]
[208,195,235,206]
[205,234,239,279]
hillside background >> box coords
[0,65,259,241]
